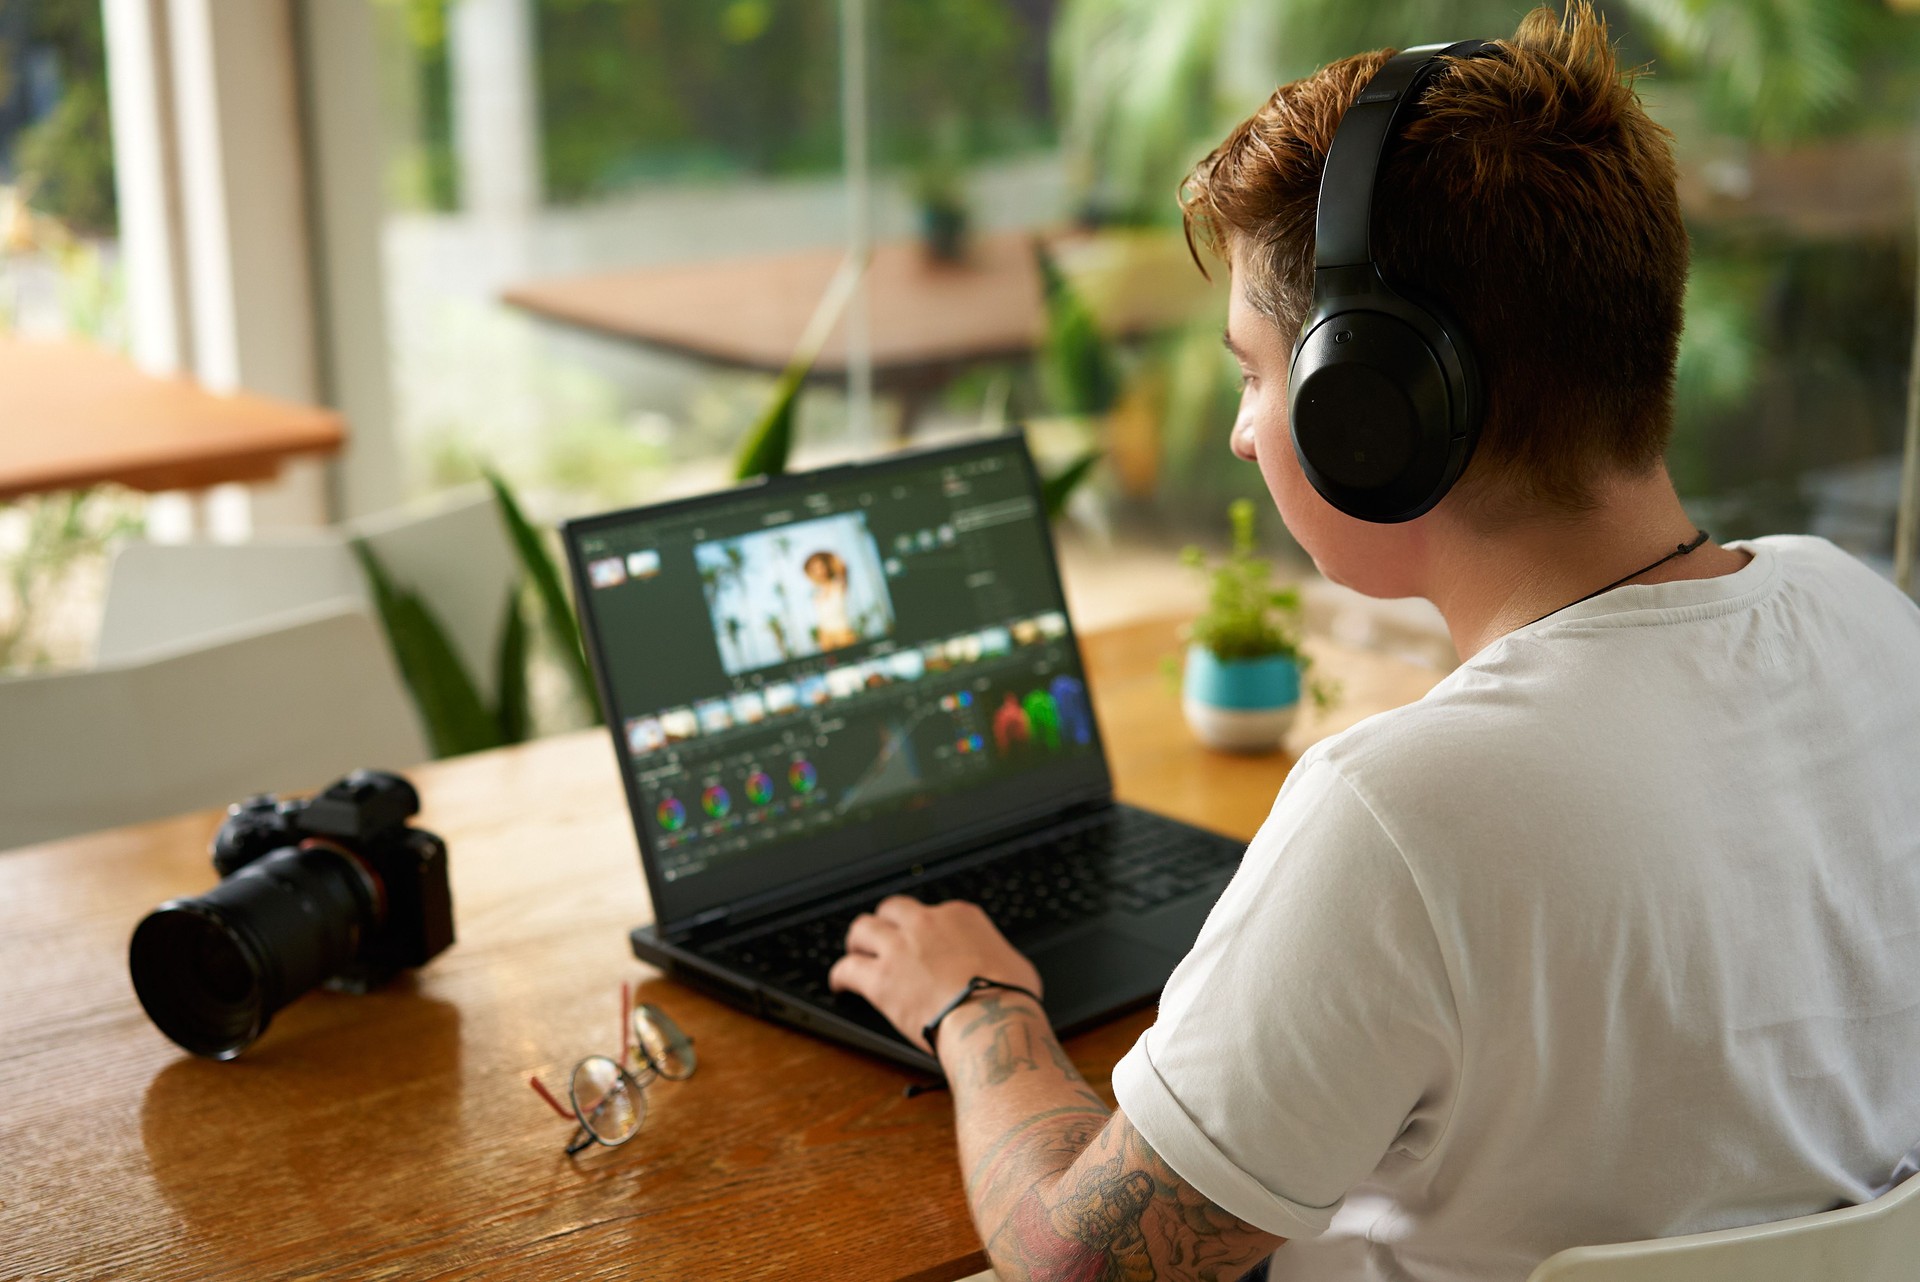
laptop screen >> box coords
[565,434,1112,931]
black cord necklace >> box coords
[1525,529,1711,629]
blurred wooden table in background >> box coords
[502,230,1218,435]
[0,337,343,501]
[0,615,1441,1281]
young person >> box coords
[829,6,1920,1279]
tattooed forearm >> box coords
[941,993,1283,1281]
[981,1114,1284,1282]
[967,1105,1110,1207]
[947,993,1104,1101]
[977,1019,1042,1086]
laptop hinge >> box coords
[674,907,729,944]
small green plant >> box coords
[1182,498,1334,707]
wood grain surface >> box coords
[0,616,1440,1281]
[0,338,343,501]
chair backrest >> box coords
[1526,1173,1920,1282]
[346,486,517,699]
[97,539,358,663]
[97,486,516,700]
[0,601,430,852]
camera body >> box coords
[130,769,455,1058]
[213,771,455,992]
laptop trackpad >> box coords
[1031,928,1183,1030]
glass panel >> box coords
[369,0,1059,513]
[0,0,122,344]
[0,1,139,677]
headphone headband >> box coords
[1313,40,1500,273]
[1286,38,1499,525]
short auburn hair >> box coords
[1182,3,1689,523]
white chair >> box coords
[1527,1172,1920,1281]
[0,601,430,851]
[97,485,517,701]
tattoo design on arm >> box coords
[986,1113,1283,1282]
[943,996,1283,1281]
[951,995,1105,1105]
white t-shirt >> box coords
[1112,536,1920,1282]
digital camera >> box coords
[129,769,455,1059]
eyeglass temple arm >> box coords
[528,1074,575,1121]
[532,1074,598,1156]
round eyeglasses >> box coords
[528,984,697,1156]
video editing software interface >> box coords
[574,441,1109,921]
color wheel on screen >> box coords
[788,759,817,794]
[656,797,686,832]
[745,771,774,806]
[701,785,731,818]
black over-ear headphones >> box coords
[1288,39,1500,523]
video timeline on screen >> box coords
[619,611,1070,759]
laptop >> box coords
[563,433,1246,1075]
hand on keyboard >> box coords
[827,896,1044,1055]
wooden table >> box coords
[0,337,344,501]
[501,230,1216,431]
[0,616,1441,1282]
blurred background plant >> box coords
[0,489,144,672]
[350,468,600,757]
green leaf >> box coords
[1042,447,1105,520]
[1184,497,1311,665]
[1035,240,1122,417]
[493,588,532,745]
[733,365,804,481]
[352,540,504,758]
[734,251,867,481]
[483,468,601,724]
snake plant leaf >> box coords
[1043,447,1105,521]
[733,251,868,481]
[352,540,503,758]
[483,468,599,724]
[734,364,804,482]
[493,588,532,745]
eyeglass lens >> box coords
[570,1055,646,1145]
[632,1002,698,1081]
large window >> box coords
[368,0,1059,512]
[355,0,1918,569]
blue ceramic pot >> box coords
[1182,644,1300,753]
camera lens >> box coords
[130,843,381,1059]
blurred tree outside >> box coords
[377,0,1057,212]
[1,0,139,675]
[0,0,115,236]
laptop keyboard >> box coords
[709,809,1242,1006]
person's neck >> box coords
[1424,470,1750,662]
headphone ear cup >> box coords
[1288,304,1476,523]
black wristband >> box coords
[921,976,1044,1056]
